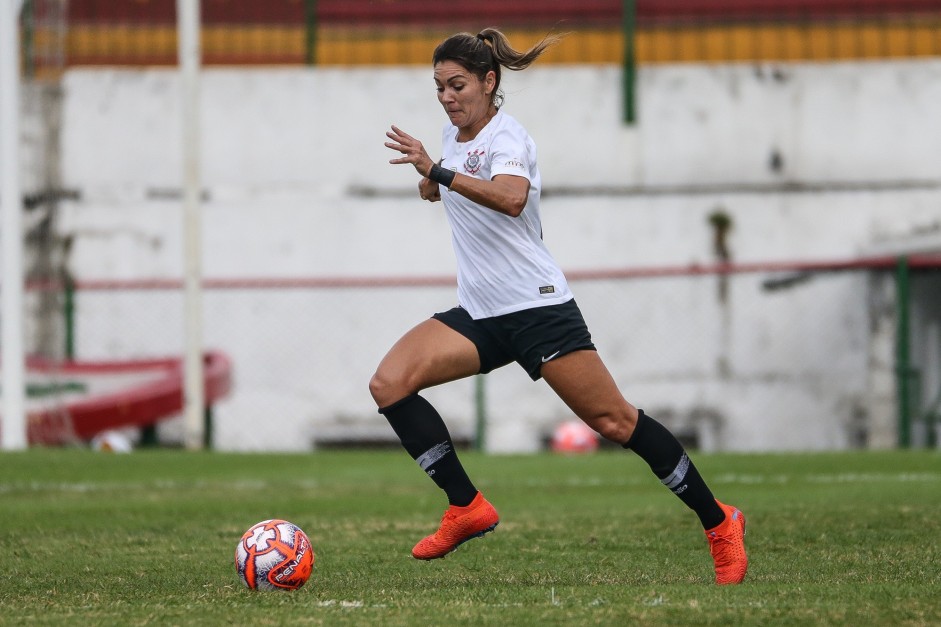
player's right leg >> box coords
[369,318,499,559]
[541,350,747,584]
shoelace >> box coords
[430,509,461,538]
[708,532,736,565]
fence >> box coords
[22,0,941,78]
[21,257,941,452]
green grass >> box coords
[1,449,939,626]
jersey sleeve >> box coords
[488,124,532,182]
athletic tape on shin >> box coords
[661,453,690,492]
[416,441,452,471]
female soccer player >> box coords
[371,28,747,584]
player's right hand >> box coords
[419,177,441,202]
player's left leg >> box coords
[540,350,747,584]
[370,318,500,560]
[371,319,482,508]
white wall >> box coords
[60,62,941,193]
[48,61,941,452]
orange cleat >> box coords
[412,492,499,560]
[705,500,748,585]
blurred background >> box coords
[6,0,941,452]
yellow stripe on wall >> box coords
[40,22,941,68]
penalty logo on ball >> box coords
[235,519,315,591]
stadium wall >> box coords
[36,60,941,452]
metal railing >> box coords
[19,256,941,451]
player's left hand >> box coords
[385,125,434,178]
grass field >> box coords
[1,448,939,626]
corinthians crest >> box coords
[464,148,485,174]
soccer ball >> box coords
[90,430,133,453]
[550,419,599,454]
[235,519,315,591]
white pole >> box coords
[178,0,204,450]
[1,0,28,450]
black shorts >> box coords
[432,299,596,381]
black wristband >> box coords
[428,163,456,188]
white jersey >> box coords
[438,110,573,319]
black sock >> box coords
[623,410,725,530]
[379,393,478,507]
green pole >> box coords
[204,406,213,450]
[622,0,637,124]
[304,0,317,66]
[21,0,34,79]
[63,274,75,359]
[896,256,911,448]
[474,376,486,451]
[140,424,158,447]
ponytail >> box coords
[475,28,561,71]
